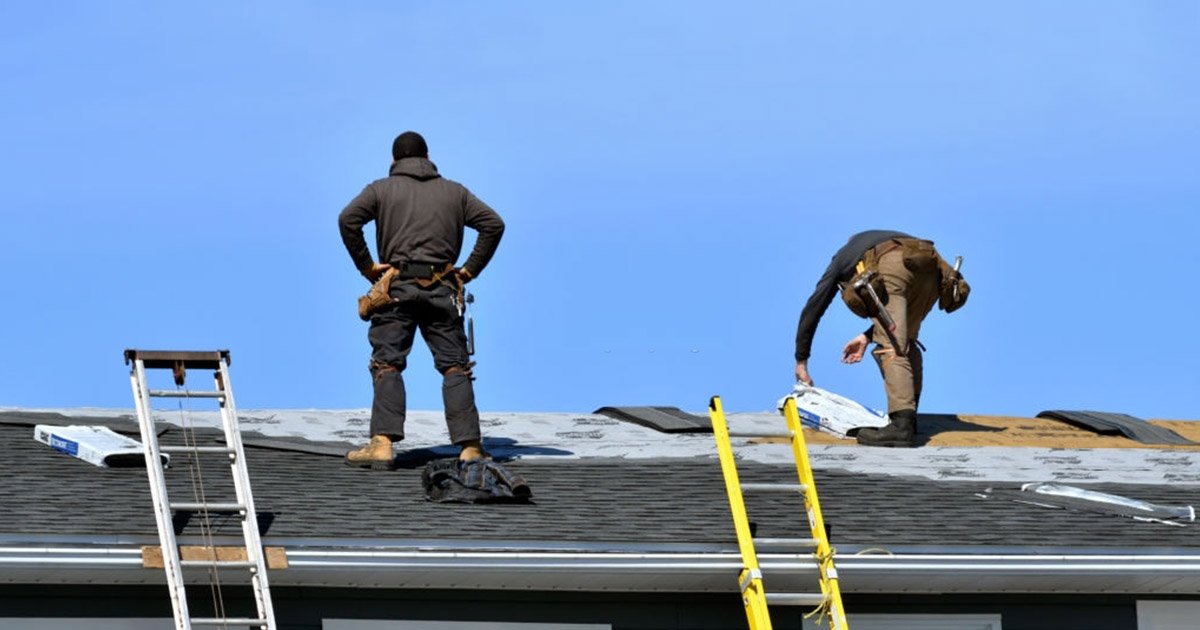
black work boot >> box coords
[856,409,917,447]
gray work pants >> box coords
[366,282,480,445]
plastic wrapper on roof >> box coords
[1022,482,1196,522]
[777,384,889,438]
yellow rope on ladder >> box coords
[802,545,839,626]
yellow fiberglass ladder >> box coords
[708,395,848,630]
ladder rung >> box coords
[190,619,268,627]
[170,502,246,512]
[160,446,237,454]
[754,537,818,549]
[181,559,258,569]
[766,592,827,607]
[149,389,226,398]
[728,431,792,439]
[741,482,806,493]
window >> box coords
[1137,601,1200,630]
[804,613,1001,630]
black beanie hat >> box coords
[392,131,429,160]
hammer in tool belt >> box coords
[853,271,906,358]
[454,289,476,356]
[952,255,964,301]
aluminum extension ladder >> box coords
[708,395,848,630]
[126,349,277,629]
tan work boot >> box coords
[345,435,396,470]
[458,439,488,462]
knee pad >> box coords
[441,362,476,379]
[370,360,401,383]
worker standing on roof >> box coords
[339,131,505,468]
[794,231,969,447]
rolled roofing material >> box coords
[1036,410,1195,445]
[593,406,711,433]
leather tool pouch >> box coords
[840,239,901,319]
[901,239,939,273]
[357,268,399,321]
[841,271,888,319]
[937,257,971,313]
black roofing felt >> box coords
[1037,410,1194,445]
[2,423,1198,550]
[593,406,712,433]
[239,434,357,458]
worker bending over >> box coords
[794,230,968,447]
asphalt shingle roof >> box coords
[2,423,1197,550]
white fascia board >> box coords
[6,545,1200,594]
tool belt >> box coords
[421,458,533,504]
[357,262,457,321]
[395,261,447,281]
[841,238,966,318]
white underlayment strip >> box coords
[12,407,1200,485]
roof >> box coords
[2,407,1199,595]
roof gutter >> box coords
[4,545,1200,593]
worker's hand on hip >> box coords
[795,361,813,386]
[453,267,474,285]
[362,263,392,283]
[841,333,869,364]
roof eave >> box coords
[4,544,1200,595]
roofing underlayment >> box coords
[5,408,1200,484]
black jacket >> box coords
[794,229,912,361]
[339,158,505,278]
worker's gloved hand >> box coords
[452,267,474,286]
[795,360,814,386]
[841,333,870,364]
[361,263,393,283]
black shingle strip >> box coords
[0,410,169,436]
[593,406,712,433]
[238,434,356,457]
[1037,410,1195,445]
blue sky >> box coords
[1,2,1196,418]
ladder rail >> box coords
[709,396,774,630]
[783,397,849,630]
[128,349,278,630]
[131,360,192,630]
[713,395,850,630]
[215,360,277,629]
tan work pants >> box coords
[870,246,941,413]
